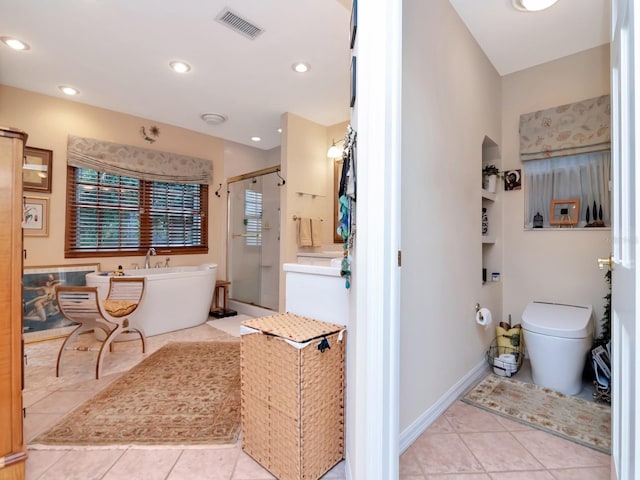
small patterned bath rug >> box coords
[463,373,611,454]
[30,342,240,448]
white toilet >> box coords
[522,301,594,395]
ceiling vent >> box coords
[200,113,228,125]
[215,8,264,40]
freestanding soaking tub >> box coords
[86,263,217,338]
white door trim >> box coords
[348,0,402,478]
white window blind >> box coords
[244,189,262,246]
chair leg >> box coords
[119,328,146,354]
[135,328,147,353]
[96,325,121,379]
[56,323,94,377]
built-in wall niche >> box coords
[481,136,501,287]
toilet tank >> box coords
[522,301,593,339]
[283,263,349,326]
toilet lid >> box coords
[522,301,593,339]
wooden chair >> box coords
[55,277,146,379]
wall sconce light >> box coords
[327,139,345,159]
[140,125,160,143]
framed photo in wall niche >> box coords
[23,263,100,343]
[22,196,49,236]
[23,146,53,193]
[550,198,580,226]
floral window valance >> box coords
[67,135,213,184]
[519,95,611,162]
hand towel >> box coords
[297,217,312,247]
[311,218,322,246]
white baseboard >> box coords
[227,300,276,318]
[399,360,489,453]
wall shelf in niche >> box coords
[482,236,496,244]
[481,189,496,202]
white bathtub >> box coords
[86,263,217,338]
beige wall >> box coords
[222,140,279,180]
[400,0,502,432]
[501,45,611,337]
[0,85,225,274]
[279,112,347,309]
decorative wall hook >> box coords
[140,125,160,143]
[215,183,222,197]
[276,170,286,186]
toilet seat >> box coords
[522,301,593,339]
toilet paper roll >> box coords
[475,307,493,327]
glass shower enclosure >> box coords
[227,168,281,311]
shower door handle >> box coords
[232,233,262,238]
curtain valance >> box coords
[67,135,213,184]
[519,95,611,161]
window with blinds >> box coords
[244,189,262,246]
[65,167,208,257]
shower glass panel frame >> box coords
[227,167,281,311]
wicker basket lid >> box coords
[241,313,344,343]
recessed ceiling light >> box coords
[200,113,228,125]
[1,36,30,51]
[277,128,282,133]
[512,0,559,12]
[292,62,310,73]
[58,85,79,96]
[251,136,262,142]
[169,60,191,73]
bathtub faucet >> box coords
[144,247,157,269]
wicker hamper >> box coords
[241,313,346,480]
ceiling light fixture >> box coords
[200,113,228,125]
[251,136,262,142]
[58,85,79,96]
[1,36,30,51]
[292,62,310,73]
[512,0,559,12]
[169,60,191,73]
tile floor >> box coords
[23,319,611,480]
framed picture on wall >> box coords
[350,56,356,108]
[23,146,53,193]
[22,196,49,237]
[23,263,100,343]
[550,198,580,226]
[504,169,522,191]
[350,0,357,49]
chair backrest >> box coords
[106,277,145,303]
[55,286,102,323]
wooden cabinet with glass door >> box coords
[0,127,28,480]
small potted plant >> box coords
[482,164,501,193]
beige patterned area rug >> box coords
[463,374,611,454]
[31,342,240,448]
